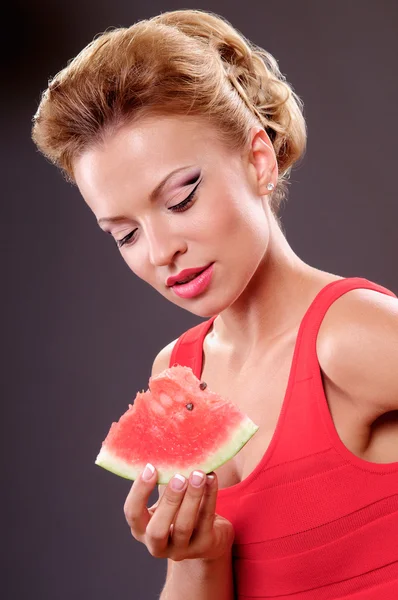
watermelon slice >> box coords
[95,365,259,484]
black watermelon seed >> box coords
[199,381,207,390]
[186,403,194,410]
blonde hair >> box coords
[31,9,307,215]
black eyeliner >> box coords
[168,176,202,212]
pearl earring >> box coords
[267,182,274,191]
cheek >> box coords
[198,191,244,239]
[222,191,267,243]
[122,246,151,281]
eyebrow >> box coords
[97,165,195,227]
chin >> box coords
[177,292,237,319]
[168,297,216,319]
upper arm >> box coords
[317,288,398,420]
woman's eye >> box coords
[168,177,201,213]
[116,229,137,249]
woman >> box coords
[31,9,398,600]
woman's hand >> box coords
[123,466,235,562]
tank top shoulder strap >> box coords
[293,276,397,381]
[169,277,396,382]
[169,315,217,380]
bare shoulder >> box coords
[317,287,398,353]
[151,337,180,377]
[316,287,398,420]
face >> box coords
[73,115,277,318]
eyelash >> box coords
[116,178,201,249]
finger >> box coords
[147,482,169,517]
[148,499,159,512]
[158,483,167,492]
[123,464,158,540]
[145,472,189,553]
[148,481,168,511]
[193,472,218,536]
[169,471,207,547]
[157,483,167,499]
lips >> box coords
[166,264,212,287]
[175,271,204,285]
[170,263,214,299]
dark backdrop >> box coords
[4,1,398,598]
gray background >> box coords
[4,0,397,598]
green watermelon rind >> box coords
[94,414,259,484]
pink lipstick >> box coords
[170,263,214,299]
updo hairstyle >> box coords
[32,9,307,215]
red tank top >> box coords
[169,277,398,599]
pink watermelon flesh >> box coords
[95,365,259,484]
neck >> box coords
[212,208,330,356]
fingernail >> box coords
[191,471,205,487]
[142,463,155,482]
[206,474,215,485]
[171,474,186,491]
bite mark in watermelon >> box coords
[95,365,259,484]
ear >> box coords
[247,127,278,196]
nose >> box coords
[145,220,187,267]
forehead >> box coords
[73,115,224,201]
